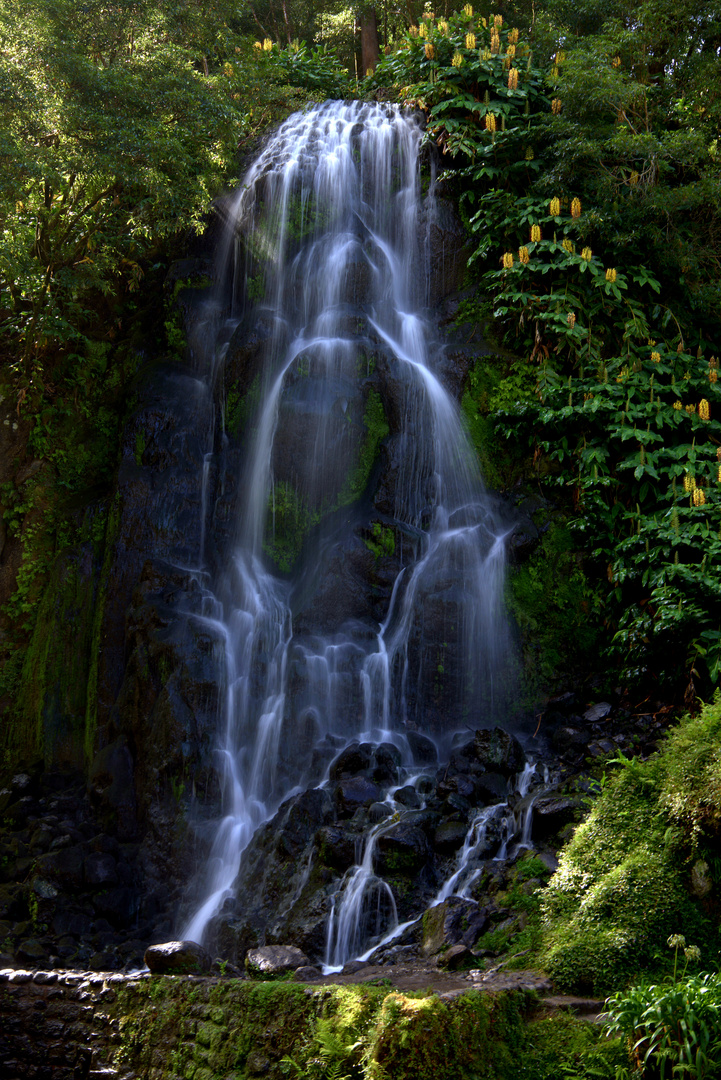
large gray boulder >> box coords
[246,945,309,975]
[144,940,212,975]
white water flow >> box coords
[182,101,514,950]
[322,762,540,971]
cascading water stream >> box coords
[181,101,516,954]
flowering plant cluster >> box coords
[369,6,548,174]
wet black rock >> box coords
[85,852,119,888]
[406,732,438,766]
[375,825,429,875]
[394,786,421,809]
[432,820,469,854]
[473,727,526,777]
[329,743,373,782]
[315,826,359,872]
[335,776,383,816]
[531,796,580,841]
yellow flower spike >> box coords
[508,67,519,90]
[718,465,721,484]
[673,400,683,410]
[490,31,500,53]
[571,197,581,218]
[525,147,534,160]
[452,50,463,66]
[263,37,273,50]
[507,43,516,58]
[550,197,561,216]
[562,238,574,252]
[552,98,562,114]
[630,171,640,186]
[503,252,514,269]
[481,17,487,27]
[463,3,473,15]
[481,47,492,60]
[710,356,719,369]
[693,488,706,507]
[438,18,448,33]
[503,55,511,69]
[466,32,476,48]
[710,370,718,384]
[567,312,576,328]
[519,246,530,264]
[409,25,419,36]
[581,246,592,261]
[651,350,660,362]
[551,65,559,78]
[685,403,696,415]
[485,112,497,132]
[425,42,434,58]
[417,22,426,36]
[700,399,711,420]
[684,473,696,492]
[531,224,541,242]
[508,28,519,44]
[606,268,617,283]
[253,40,262,50]
[612,55,621,67]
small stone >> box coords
[144,940,212,975]
[583,702,612,723]
[246,945,309,975]
[32,970,57,984]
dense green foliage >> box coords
[541,695,721,994]
[607,967,721,1080]
[0,0,306,385]
[369,0,721,697]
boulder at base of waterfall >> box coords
[531,795,580,841]
[421,897,479,957]
[246,945,310,975]
[144,940,212,974]
[437,943,473,970]
[473,727,526,777]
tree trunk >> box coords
[360,7,379,77]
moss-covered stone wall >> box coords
[1,969,625,1080]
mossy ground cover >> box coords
[108,976,620,1080]
[540,695,721,995]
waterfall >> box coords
[181,101,515,953]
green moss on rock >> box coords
[541,697,721,993]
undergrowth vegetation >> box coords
[541,694,721,995]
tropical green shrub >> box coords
[606,967,721,1079]
[377,0,721,697]
[371,6,548,174]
